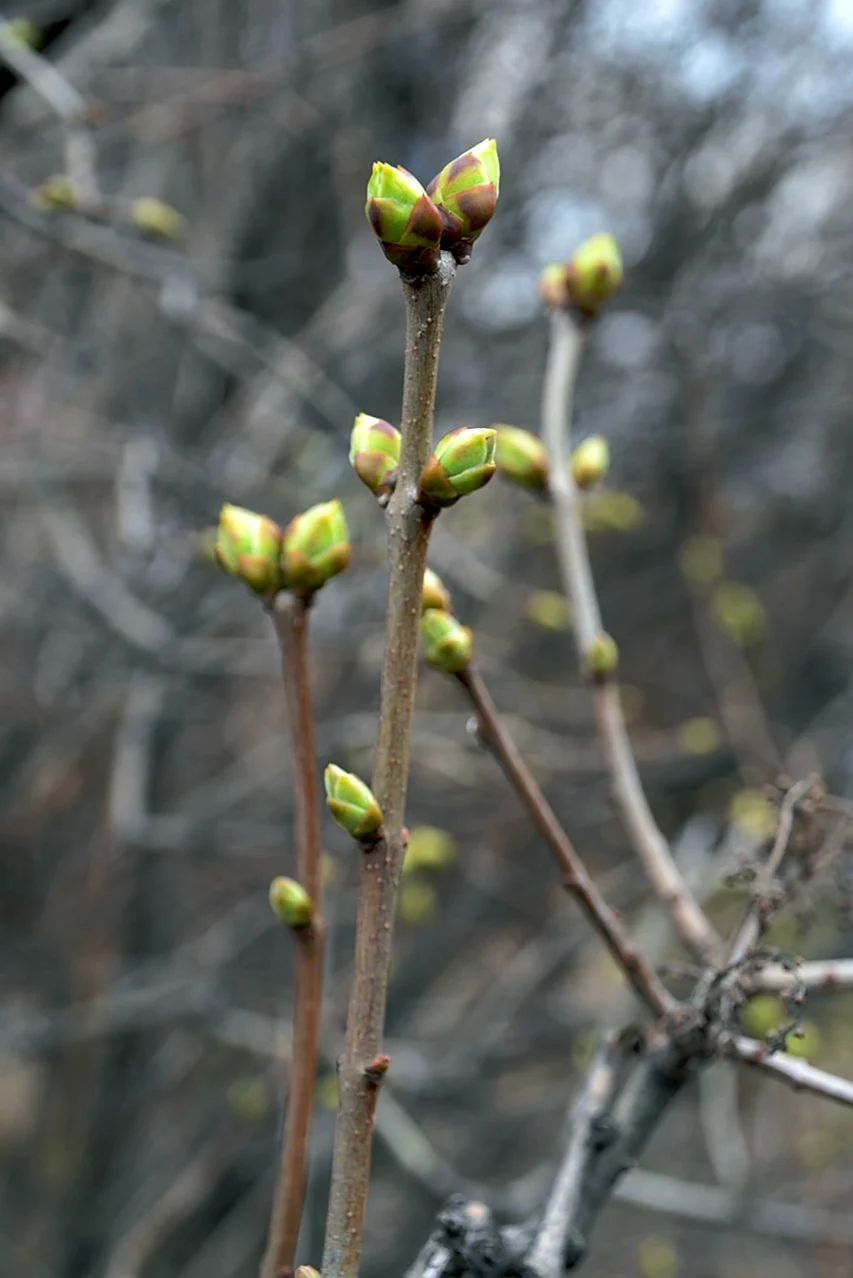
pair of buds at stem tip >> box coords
[350,415,498,509]
[494,425,610,491]
[214,500,350,598]
[540,233,624,318]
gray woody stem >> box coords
[322,254,456,1278]
[542,308,721,965]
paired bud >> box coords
[365,162,443,276]
[215,504,284,594]
[495,425,549,491]
[282,500,350,596]
[422,568,452,613]
[269,876,313,929]
[419,427,497,508]
[131,196,185,239]
[426,138,500,264]
[349,413,401,501]
[585,631,620,680]
[420,608,473,673]
[571,435,610,489]
[324,764,383,841]
[539,234,623,317]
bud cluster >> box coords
[214,499,350,599]
[540,233,624,318]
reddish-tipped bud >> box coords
[282,500,350,596]
[324,764,383,841]
[586,631,619,680]
[427,138,500,263]
[269,876,313,929]
[540,235,623,317]
[421,608,473,673]
[349,413,401,500]
[495,425,549,491]
[419,427,497,508]
[365,162,443,276]
[422,567,452,613]
[364,1054,391,1084]
[571,435,610,489]
[215,504,285,594]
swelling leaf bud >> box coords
[571,435,610,489]
[324,764,383,841]
[31,174,77,211]
[426,137,500,263]
[586,631,619,680]
[419,427,497,508]
[131,196,185,239]
[564,233,623,317]
[269,876,313,929]
[282,500,350,596]
[365,162,443,276]
[349,413,401,500]
[495,424,549,491]
[422,567,452,613]
[215,503,284,594]
[420,608,473,673]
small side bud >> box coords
[586,632,619,680]
[495,425,549,491]
[564,234,623,317]
[571,435,610,489]
[324,764,383,841]
[349,413,401,500]
[426,137,500,263]
[364,1054,391,1084]
[269,876,313,929]
[365,162,443,276]
[131,196,185,239]
[422,567,452,613]
[31,174,77,211]
[215,503,284,594]
[539,262,570,310]
[282,499,350,596]
[421,608,473,674]
[419,427,497,508]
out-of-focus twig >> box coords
[730,1034,853,1109]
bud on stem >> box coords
[365,162,443,276]
[422,567,452,613]
[215,504,285,594]
[349,413,401,501]
[571,435,610,489]
[324,764,383,841]
[426,137,500,264]
[586,632,619,680]
[540,234,624,318]
[269,876,314,929]
[282,500,350,597]
[420,609,473,674]
[495,425,549,491]
[419,427,497,509]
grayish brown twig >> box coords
[730,1034,853,1108]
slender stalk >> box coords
[458,665,677,1018]
[322,254,456,1278]
[731,1034,853,1109]
[542,308,721,965]
[749,957,853,995]
[263,595,324,1278]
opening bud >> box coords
[349,413,401,500]
[422,567,452,613]
[495,425,549,491]
[420,608,473,674]
[586,631,619,680]
[215,503,285,594]
[365,162,443,276]
[282,499,350,596]
[419,427,497,508]
[131,197,185,239]
[324,764,383,841]
[269,876,313,929]
[426,138,500,263]
[571,435,610,489]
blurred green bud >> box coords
[131,196,185,239]
[564,233,624,316]
[365,162,443,275]
[324,764,383,841]
[269,876,313,929]
[349,413,401,501]
[539,262,570,310]
[586,631,619,679]
[295,1267,321,1278]
[571,435,610,489]
[419,426,497,508]
[215,503,285,594]
[426,137,500,263]
[282,499,350,596]
[420,608,473,673]
[31,174,77,211]
[495,424,549,491]
[422,567,452,613]
[1,19,40,50]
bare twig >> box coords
[322,254,456,1278]
[542,308,722,965]
[457,664,677,1017]
[263,595,324,1278]
[730,1034,853,1109]
[748,956,853,995]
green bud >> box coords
[420,608,473,674]
[131,196,185,239]
[31,174,77,211]
[349,413,401,500]
[365,162,443,276]
[324,764,383,841]
[282,499,350,596]
[586,631,619,679]
[419,427,497,508]
[295,1268,321,1278]
[427,138,500,263]
[495,425,549,491]
[564,234,624,317]
[269,876,313,929]
[571,435,610,489]
[215,503,285,594]
[1,19,40,50]
[422,567,452,613]
[539,262,570,310]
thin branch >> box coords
[542,308,722,965]
[263,595,324,1278]
[748,956,853,995]
[457,664,677,1018]
[322,253,456,1278]
[730,1034,853,1109]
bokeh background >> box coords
[4,1,853,1275]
